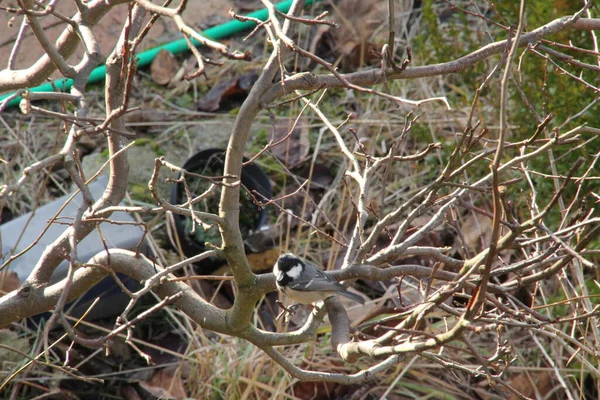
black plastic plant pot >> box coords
[170,148,271,273]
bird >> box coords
[273,253,365,305]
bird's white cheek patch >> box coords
[287,264,303,279]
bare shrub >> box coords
[1,0,599,398]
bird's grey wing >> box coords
[287,265,344,292]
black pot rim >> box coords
[169,148,272,263]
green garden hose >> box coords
[0,0,315,109]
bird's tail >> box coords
[340,289,366,304]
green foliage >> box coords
[134,138,164,156]
[249,128,287,182]
[416,0,488,96]
[415,0,599,234]
[129,182,154,203]
[175,91,195,109]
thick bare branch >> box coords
[261,18,600,104]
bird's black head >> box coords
[274,253,304,286]
[275,253,301,273]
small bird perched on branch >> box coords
[273,253,365,305]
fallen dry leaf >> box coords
[506,371,557,400]
[457,212,492,254]
[197,73,258,111]
[247,248,279,273]
[454,212,514,270]
[0,270,20,296]
[151,49,180,86]
[270,118,310,168]
[293,380,338,400]
[310,0,385,71]
[138,369,187,400]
